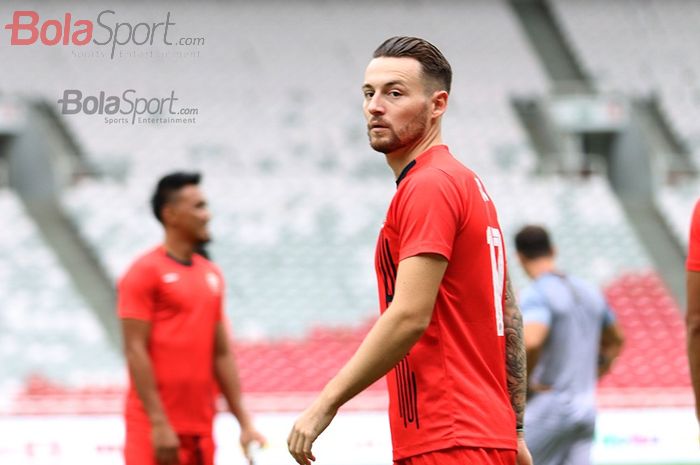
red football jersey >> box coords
[118,246,224,434]
[689,200,700,271]
[374,145,516,460]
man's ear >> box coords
[431,90,449,119]
[161,203,177,225]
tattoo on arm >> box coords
[504,273,527,430]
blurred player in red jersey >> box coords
[288,37,531,465]
[118,172,265,465]
[686,199,700,422]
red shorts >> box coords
[124,425,215,465]
[394,447,516,465]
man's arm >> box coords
[213,323,266,460]
[686,270,700,421]
[504,274,533,465]
[121,318,179,465]
[504,274,527,430]
[598,321,624,378]
[516,287,550,382]
[287,254,448,465]
[520,305,549,384]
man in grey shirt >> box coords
[514,225,624,465]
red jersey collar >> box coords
[159,245,195,267]
[395,144,449,187]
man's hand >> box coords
[287,399,338,465]
[516,434,533,465]
[240,425,267,464]
[151,421,180,465]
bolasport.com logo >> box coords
[57,89,200,125]
[2,10,204,59]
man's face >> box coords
[164,185,211,243]
[362,57,432,154]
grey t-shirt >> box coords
[520,272,615,414]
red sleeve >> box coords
[689,200,700,271]
[117,262,156,321]
[395,169,462,262]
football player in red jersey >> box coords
[686,200,700,423]
[288,37,531,465]
[118,172,265,465]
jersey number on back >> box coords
[486,226,505,336]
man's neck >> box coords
[164,232,196,263]
[527,257,556,280]
[386,128,442,180]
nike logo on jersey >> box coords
[162,272,179,284]
[206,272,221,293]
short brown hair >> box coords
[514,225,554,260]
[373,36,452,93]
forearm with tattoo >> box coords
[504,273,527,431]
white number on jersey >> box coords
[475,177,490,202]
[486,226,505,336]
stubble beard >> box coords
[368,105,430,154]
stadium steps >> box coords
[0,189,124,414]
[33,100,88,171]
[616,197,687,309]
[509,0,694,302]
[508,0,593,93]
[634,98,697,177]
[511,98,565,173]
[22,198,120,348]
[2,99,120,348]
[548,0,700,167]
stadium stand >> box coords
[490,174,652,288]
[549,0,700,165]
[0,189,124,414]
[598,272,692,407]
